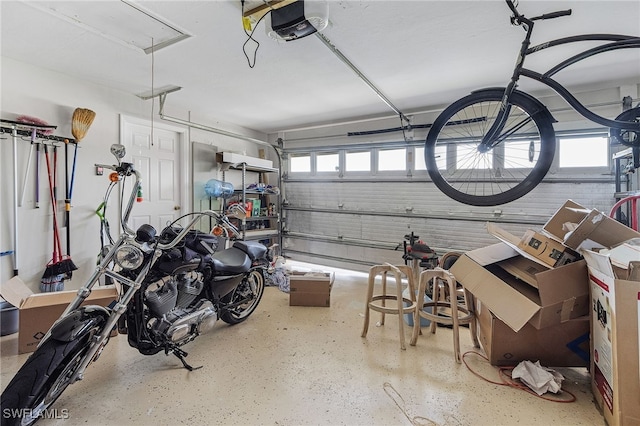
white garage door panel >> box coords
[282,179,615,269]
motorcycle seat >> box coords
[211,247,252,274]
[233,240,267,260]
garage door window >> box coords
[378,148,406,171]
[317,152,340,172]
[346,151,370,172]
[290,154,311,173]
[559,136,608,168]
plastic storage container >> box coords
[403,287,432,327]
[0,297,19,336]
[204,179,234,198]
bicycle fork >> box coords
[480,15,535,152]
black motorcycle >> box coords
[1,157,268,426]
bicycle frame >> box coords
[483,2,640,147]
[522,35,640,130]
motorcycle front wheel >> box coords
[220,268,265,325]
[0,338,89,426]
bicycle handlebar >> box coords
[530,9,572,21]
[505,0,519,17]
[506,0,571,25]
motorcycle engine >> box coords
[145,272,217,344]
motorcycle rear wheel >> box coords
[220,268,265,325]
[0,338,88,426]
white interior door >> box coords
[121,116,185,233]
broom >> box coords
[42,143,77,291]
[64,108,96,261]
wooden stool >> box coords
[410,267,480,363]
[361,264,417,350]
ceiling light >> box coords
[24,0,192,54]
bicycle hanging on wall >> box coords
[424,0,640,206]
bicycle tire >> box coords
[425,89,556,206]
[0,337,89,426]
[610,106,640,146]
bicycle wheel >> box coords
[610,106,640,146]
[425,88,556,206]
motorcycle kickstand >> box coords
[169,346,202,371]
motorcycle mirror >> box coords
[110,144,126,161]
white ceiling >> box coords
[1,0,639,134]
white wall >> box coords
[1,57,269,292]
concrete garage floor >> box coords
[1,261,603,426]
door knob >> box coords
[174,205,181,210]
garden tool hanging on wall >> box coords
[64,108,96,260]
[41,142,77,291]
[15,115,54,208]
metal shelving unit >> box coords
[221,161,281,246]
[612,147,640,226]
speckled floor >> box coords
[1,261,604,426]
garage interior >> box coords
[1,1,639,425]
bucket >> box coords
[403,287,432,327]
[0,297,19,336]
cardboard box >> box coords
[519,229,580,267]
[0,276,118,353]
[583,250,640,426]
[450,242,589,332]
[543,200,640,251]
[475,299,590,367]
[486,222,579,268]
[289,271,334,307]
[602,242,640,269]
[218,152,274,169]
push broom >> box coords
[41,142,76,291]
[64,108,96,264]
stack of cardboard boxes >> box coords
[451,200,640,425]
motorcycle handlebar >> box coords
[96,162,241,248]
[155,210,240,250]
[95,162,142,237]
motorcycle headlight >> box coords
[114,245,144,270]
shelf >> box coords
[615,191,640,199]
[244,229,280,239]
[245,215,279,222]
[234,189,279,196]
[613,147,634,160]
[220,156,281,245]
[225,162,279,174]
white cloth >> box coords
[512,360,564,395]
